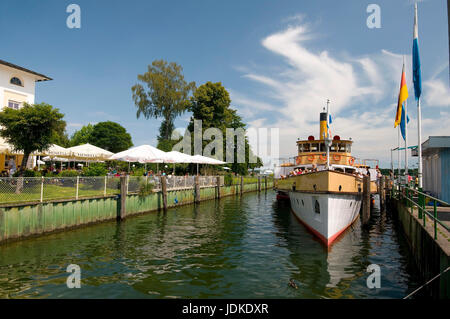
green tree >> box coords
[50,119,70,147]
[0,103,65,173]
[70,123,94,146]
[187,82,262,175]
[89,121,133,153]
[132,59,195,141]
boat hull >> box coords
[288,191,361,246]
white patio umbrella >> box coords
[165,151,195,174]
[42,156,69,162]
[39,144,71,157]
[190,155,226,175]
[109,145,174,163]
[67,143,113,160]
[109,145,175,173]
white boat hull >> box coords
[288,191,362,245]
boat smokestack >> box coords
[320,112,327,140]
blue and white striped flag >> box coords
[412,3,422,101]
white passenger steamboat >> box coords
[274,104,377,246]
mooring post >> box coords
[161,175,168,210]
[265,175,268,190]
[381,175,386,210]
[258,176,261,192]
[119,176,128,220]
[216,176,221,199]
[362,175,371,225]
[194,175,200,203]
[240,176,244,195]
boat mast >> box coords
[325,99,331,169]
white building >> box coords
[422,136,450,203]
[0,59,51,173]
[0,59,51,109]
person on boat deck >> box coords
[312,163,317,172]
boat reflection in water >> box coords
[270,196,419,298]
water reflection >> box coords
[0,192,420,298]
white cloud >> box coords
[423,79,450,107]
[231,18,448,167]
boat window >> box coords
[319,143,326,152]
[314,200,320,214]
[298,144,304,153]
[330,143,338,152]
[303,144,310,152]
[346,144,352,153]
[339,143,346,152]
[334,167,344,172]
[311,143,318,152]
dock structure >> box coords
[387,181,450,299]
[0,175,274,245]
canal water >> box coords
[0,191,421,298]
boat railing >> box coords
[392,184,450,240]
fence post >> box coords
[161,175,168,210]
[194,175,200,203]
[104,176,107,196]
[434,201,437,240]
[76,176,79,200]
[362,175,370,226]
[126,175,129,195]
[240,176,244,195]
[40,176,44,202]
[418,187,423,219]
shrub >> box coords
[224,173,233,186]
[13,169,41,177]
[81,163,107,176]
[59,170,79,177]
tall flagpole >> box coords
[398,127,400,184]
[403,56,409,180]
[413,3,423,188]
[326,99,331,169]
[404,98,408,178]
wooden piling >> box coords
[380,175,386,210]
[264,176,267,190]
[257,176,261,192]
[362,175,371,225]
[161,175,168,210]
[119,176,128,220]
[216,176,221,199]
[240,176,244,195]
[195,175,200,203]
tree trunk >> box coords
[15,151,30,194]
[20,152,30,174]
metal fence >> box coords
[392,184,450,241]
[0,175,225,204]
[0,176,122,204]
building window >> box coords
[10,77,23,86]
[8,100,21,110]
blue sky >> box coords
[0,0,448,167]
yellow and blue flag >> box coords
[394,63,409,128]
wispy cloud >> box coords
[231,18,449,167]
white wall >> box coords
[0,64,36,109]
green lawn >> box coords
[0,182,120,205]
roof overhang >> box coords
[0,59,52,81]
